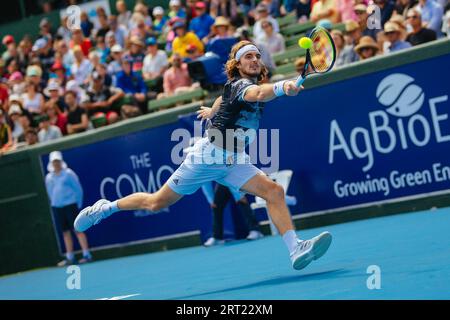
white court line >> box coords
[96,293,141,300]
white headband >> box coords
[235,44,261,61]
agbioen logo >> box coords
[329,73,449,172]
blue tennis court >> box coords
[1,207,449,300]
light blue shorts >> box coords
[167,137,264,196]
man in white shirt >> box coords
[142,37,169,92]
[38,115,62,142]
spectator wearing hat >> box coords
[115,56,148,117]
[21,80,45,116]
[383,21,412,53]
[83,71,123,124]
[1,35,17,62]
[172,21,205,59]
[152,7,168,35]
[44,80,68,112]
[169,0,187,19]
[259,19,285,55]
[65,79,89,105]
[50,60,67,89]
[126,36,146,73]
[0,109,13,154]
[44,102,68,136]
[108,44,124,83]
[70,45,93,86]
[354,36,380,60]
[25,64,44,89]
[8,104,25,143]
[38,114,62,142]
[415,0,444,35]
[143,37,169,87]
[160,53,197,99]
[39,18,54,39]
[8,71,26,95]
[69,28,92,57]
[389,14,409,40]
[189,2,215,40]
[65,91,89,134]
[253,4,280,41]
[311,0,340,24]
[45,151,92,266]
[336,20,363,66]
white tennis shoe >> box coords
[290,231,332,270]
[74,199,112,232]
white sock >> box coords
[66,252,74,261]
[282,230,299,255]
[102,200,121,217]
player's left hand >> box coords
[284,81,304,96]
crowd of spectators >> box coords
[1,0,449,155]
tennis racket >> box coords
[295,26,336,88]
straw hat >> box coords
[354,36,379,53]
[213,16,230,28]
[345,20,360,33]
[129,36,144,47]
[384,21,400,33]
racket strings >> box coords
[309,31,334,72]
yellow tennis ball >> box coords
[299,37,312,49]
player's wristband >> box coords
[273,80,287,97]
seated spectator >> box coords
[153,6,169,34]
[338,0,358,22]
[108,44,124,83]
[44,80,68,113]
[406,9,437,45]
[253,4,280,41]
[189,2,215,41]
[24,128,39,146]
[210,0,239,23]
[80,11,94,38]
[172,21,205,59]
[258,19,285,54]
[0,109,13,153]
[8,104,25,142]
[126,36,146,73]
[383,21,412,53]
[160,53,199,99]
[237,0,256,27]
[50,61,67,89]
[310,0,340,24]
[95,63,113,87]
[65,80,89,105]
[57,16,72,43]
[83,71,123,124]
[130,17,153,42]
[389,14,409,40]
[21,80,44,116]
[69,28,92,57]
[38,114,62,142]
[356,4,381,40]
[108,15,127,48]
[95,14,110,39]
[142,37,169,88]
[373,0,396,27]
[116,0,132,30]
[55,40,74,72]
[168,0,187,19]
[133,2,153,28]
[65,91,88,134]
[8,71,26,95]
[331,29,346,65]
[115,56,147,117]
[25,65,43,91]
[45,103,68,135]
[70,46,92,86]
[261,0,281,18]
[354,36,380,60]
[94,35,109,65]
[336,20,362,66]
[415,0,444,35]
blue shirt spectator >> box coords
[189,3,215,40]
[115,58,147,95]
[45,153,83,209]
[416,0,444,34]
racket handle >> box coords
[296,75,305,88]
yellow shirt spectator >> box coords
[172,32,204,58]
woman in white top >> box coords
[21,81,44,115]
[258,19,285,55]
[70,46,93,86]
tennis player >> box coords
[74,40,332,270]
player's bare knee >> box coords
[263,182,285,204]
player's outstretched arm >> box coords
[244,80,304,103]
[197,96,222,120]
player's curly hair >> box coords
[225,40,269,83]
